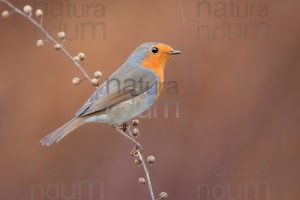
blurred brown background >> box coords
[0,0,299,199]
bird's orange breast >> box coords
[141,43,174,96]
[142,59,165,83]
[142,56,168,96]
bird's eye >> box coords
[151,47,159,54]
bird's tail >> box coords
[40,117,84,147]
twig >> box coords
[114,126,142,149]
[0,0,93,82]
[137,150,155,200]
[116,124,156,200]
[1,1,161,199]
[127,127,155,200]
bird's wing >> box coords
[76,66,157,117]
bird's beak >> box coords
[168,49,182,55]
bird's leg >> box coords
[121,122,129,132]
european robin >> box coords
[40,42,181,146]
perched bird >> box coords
[40,42,181,146]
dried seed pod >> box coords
[36,39,45,47]
[134,158,142,166]
[138,177,146,185]
[158,192,168,199]
[130,147,139,157]
[77,52,86,61]
[147,155,156,165]
[94,71,102,78]
[23,5,32,14]
[91,78,99,86]
[57,31,66,39]
[54,44,61,50]
[2,10,10,18]
[132,127,140,137]
[132,119,140,126]
[72,77,80,85]
[35,9,43,17]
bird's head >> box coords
[128,42,181,81]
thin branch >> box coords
[114,126,142,149]
[0,0,93,82]
[137,150,155,200]
[1,1,160,199]
[116,124,156,200]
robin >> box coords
[40,42,181,146]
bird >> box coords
[40,42,181,146]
